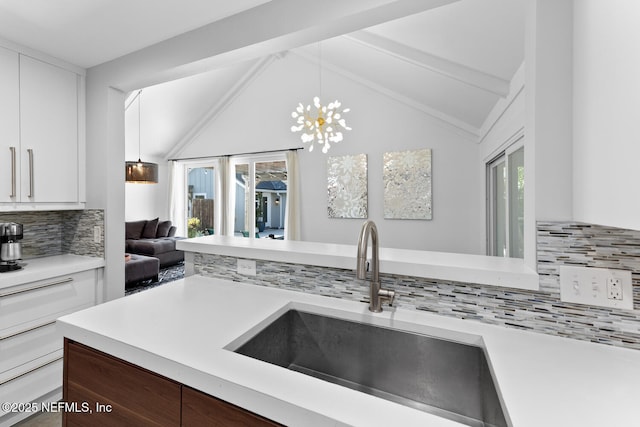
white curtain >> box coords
[168,161,186,237]
[216,156,230,236]
[226,157,237,236]
[285,149,301,240]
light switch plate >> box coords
[237,258,257,276]
[559,266,633,310]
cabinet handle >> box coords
[0,320,56,341]
[0,277,74,298]
[9,146,16,198]
[27,148,34,198]
[0,355,62,385]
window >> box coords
[183,160,220,238]
[487,142,524,258]
[172,152,291,240]
[229,154,287,239]
[186,164,215,237]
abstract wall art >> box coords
[383,148,432,220]
[327,154,368,219]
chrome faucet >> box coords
[356,220,395,313]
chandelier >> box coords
[290,96,351,154]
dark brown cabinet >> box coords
[182,386,281,427]
[63,340,181,426]
[63,339,283,427]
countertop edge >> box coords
[0,254,105,290]
[177,236,539,290]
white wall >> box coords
[573,0,640,230]
[124,99,170,221]
[525,0,574,224]
[180,53,482,253]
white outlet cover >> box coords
[237,258,257,276]
[559,266,633,310]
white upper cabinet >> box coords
[19,55,79,204]
[0,45,84,210]
[0,47,20,203]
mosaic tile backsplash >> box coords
[193,221,640,351]
[0,209,104,258]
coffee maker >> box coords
[0,222,23,272]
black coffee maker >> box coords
[0,222,23,272]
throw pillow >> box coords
[125,220,147,240]
[156,220,172,237]
[142,217,159,239]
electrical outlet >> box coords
[237,258,256,276]
[607,277,623,300]
[93,226,102,243]
[559,266,633,310]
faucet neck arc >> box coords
[356,220,379,282]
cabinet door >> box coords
[182,386,282,427]
[20,55,78,203]
[0,47,20,203]
[64,340,181,426]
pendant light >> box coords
[290,42,351,154]
[125,90,158,183]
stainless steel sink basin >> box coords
[231,310,509,427]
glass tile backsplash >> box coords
[0,209,104,259]
[192,221,640,351]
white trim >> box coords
[478,62,525,144]
[485,135,525,258]
[0,36,86,75]
[345,31,510,98]
[483,127,525,163]
[293,50,480,141]
[165,55,278,160]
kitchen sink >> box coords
[230,309,509,427]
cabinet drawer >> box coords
[0,270,95,334]
[0,358,62,417]
[182,386,282,427]
[0,321,60,375]
[65,341,181,426]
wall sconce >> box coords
[275,197,280,206]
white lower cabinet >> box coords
[0,268,102,426]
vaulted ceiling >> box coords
[0,0,525,160]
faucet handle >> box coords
[379,288,395,307]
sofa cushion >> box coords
[156,220,172,237]
[125,220,147,240]
[126,237,177,256]
[142,217,159,238]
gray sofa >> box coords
[125,218,184,268]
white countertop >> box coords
[177,236,539,291]
[57,276,640,427]
[0,254,105,291]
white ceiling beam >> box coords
[100,0,462,92]
[345,30,510,98]
[293,50,480,140]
